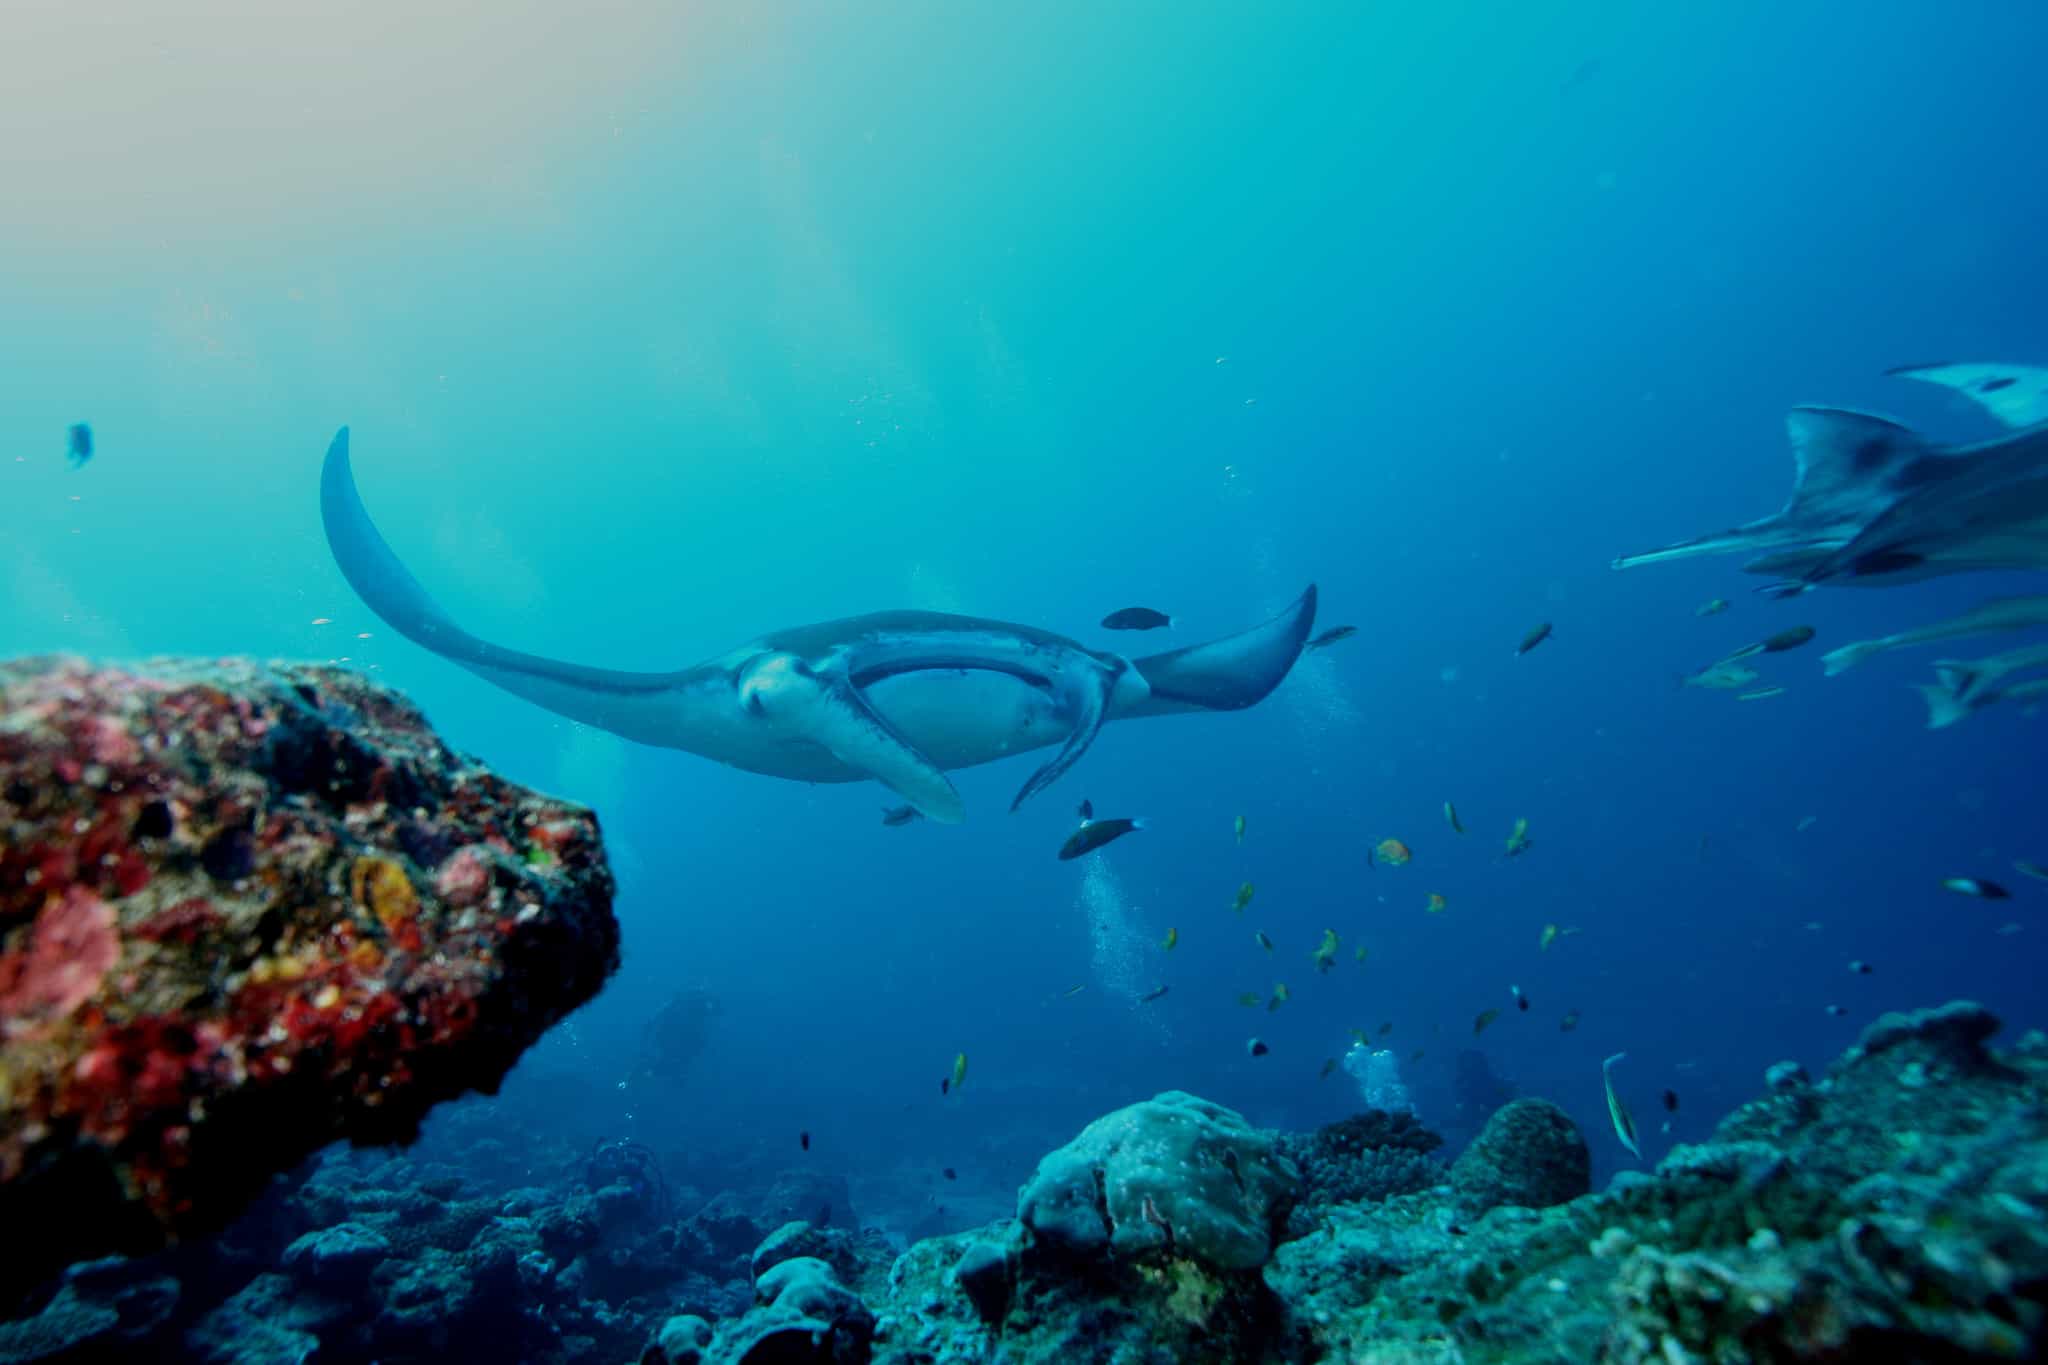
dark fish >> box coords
[800,1131,811,1151]
[940,1077,949,1096]
[1059,816,1145,860]
[942,1167,957,1181]
[881,804,922,827]
[1247,1038,1269,1057]
[1138,984,1170,1003]
[1661,1090,1679,1113]
[65,423,93,469]
[1942,877,2011,899]
[1101,607,1174,631]
[1848,959,1873,975]
[1305,625,1358,651]
[1721,625,1817,662]
[1826,1004,1848,1017]
[1516,622,1554,656]
[1076,798,1093,821]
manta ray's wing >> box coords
[320,428,694,744]
[1781,434,2048,590]
[1613,408,1940,571]
[1888,362,2048,430]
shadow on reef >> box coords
[3,1000,2046,1362]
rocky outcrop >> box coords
[0,656,620,1297]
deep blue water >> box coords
[4,4,2045,1217]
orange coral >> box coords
[350,855,419,929]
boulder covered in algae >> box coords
[860,1000,2048,1362]
[0,655,619,1296]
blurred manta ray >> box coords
[1612,362,2048,591]
[319,429,1316,823]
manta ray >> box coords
[1612,362,2048,592]
[318,429,1317,822]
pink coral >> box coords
[0,886,120,1031]
[433,847,491,908]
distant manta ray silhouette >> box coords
[319,429,1316,822]
[1613,362,2048,593]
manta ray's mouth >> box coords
[849,658,1052,692]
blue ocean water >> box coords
[4,1,2045,1234]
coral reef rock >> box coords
[0,656,620,1297]
[1276,1107,1445,1237]
[1017,1089,1300,1271]
[1447,1096,1590,1218]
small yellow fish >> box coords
[951,1052,968,1092]
[1161,927,1179,951]
[1559,1010,1581,1032]
[1232,882,1255,913]
[1348,1028,1367,1045]
[1473,1008,1500,1035]
[1319,1057,1338,1080]
[1695,598,1729,617]
[1370,838,1412,867]
[1311,928,1340,972]
[1255,931,1274,952]
[1425,892,1448,914]
[1504,817,1532,857]
[1354,944,1369,963]
[1234,814,1246,845]
[1443,800,1463,833]
[1237,992,1263,1007]
[1062,984,1086,997]
[1271,982,1291,1004]
[1540,923,1559,951]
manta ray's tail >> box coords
[1116,585,1317,720]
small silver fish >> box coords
[1602,1052,1640,1158]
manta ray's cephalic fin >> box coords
[1008,660,1121,813]
[750,658,967,824]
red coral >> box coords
[132,898,223,946]
[0,886,120,1030]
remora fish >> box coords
[1603,1052,1641,1158]
[321,430,1316,822]
[1718,625,1816,662]
[1614,362,2048,591]
[1820,594,2048,676]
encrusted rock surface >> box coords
[1447,1097,1590,1218]
[1016,1089,1299,1272]
[0,655,619,1296]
